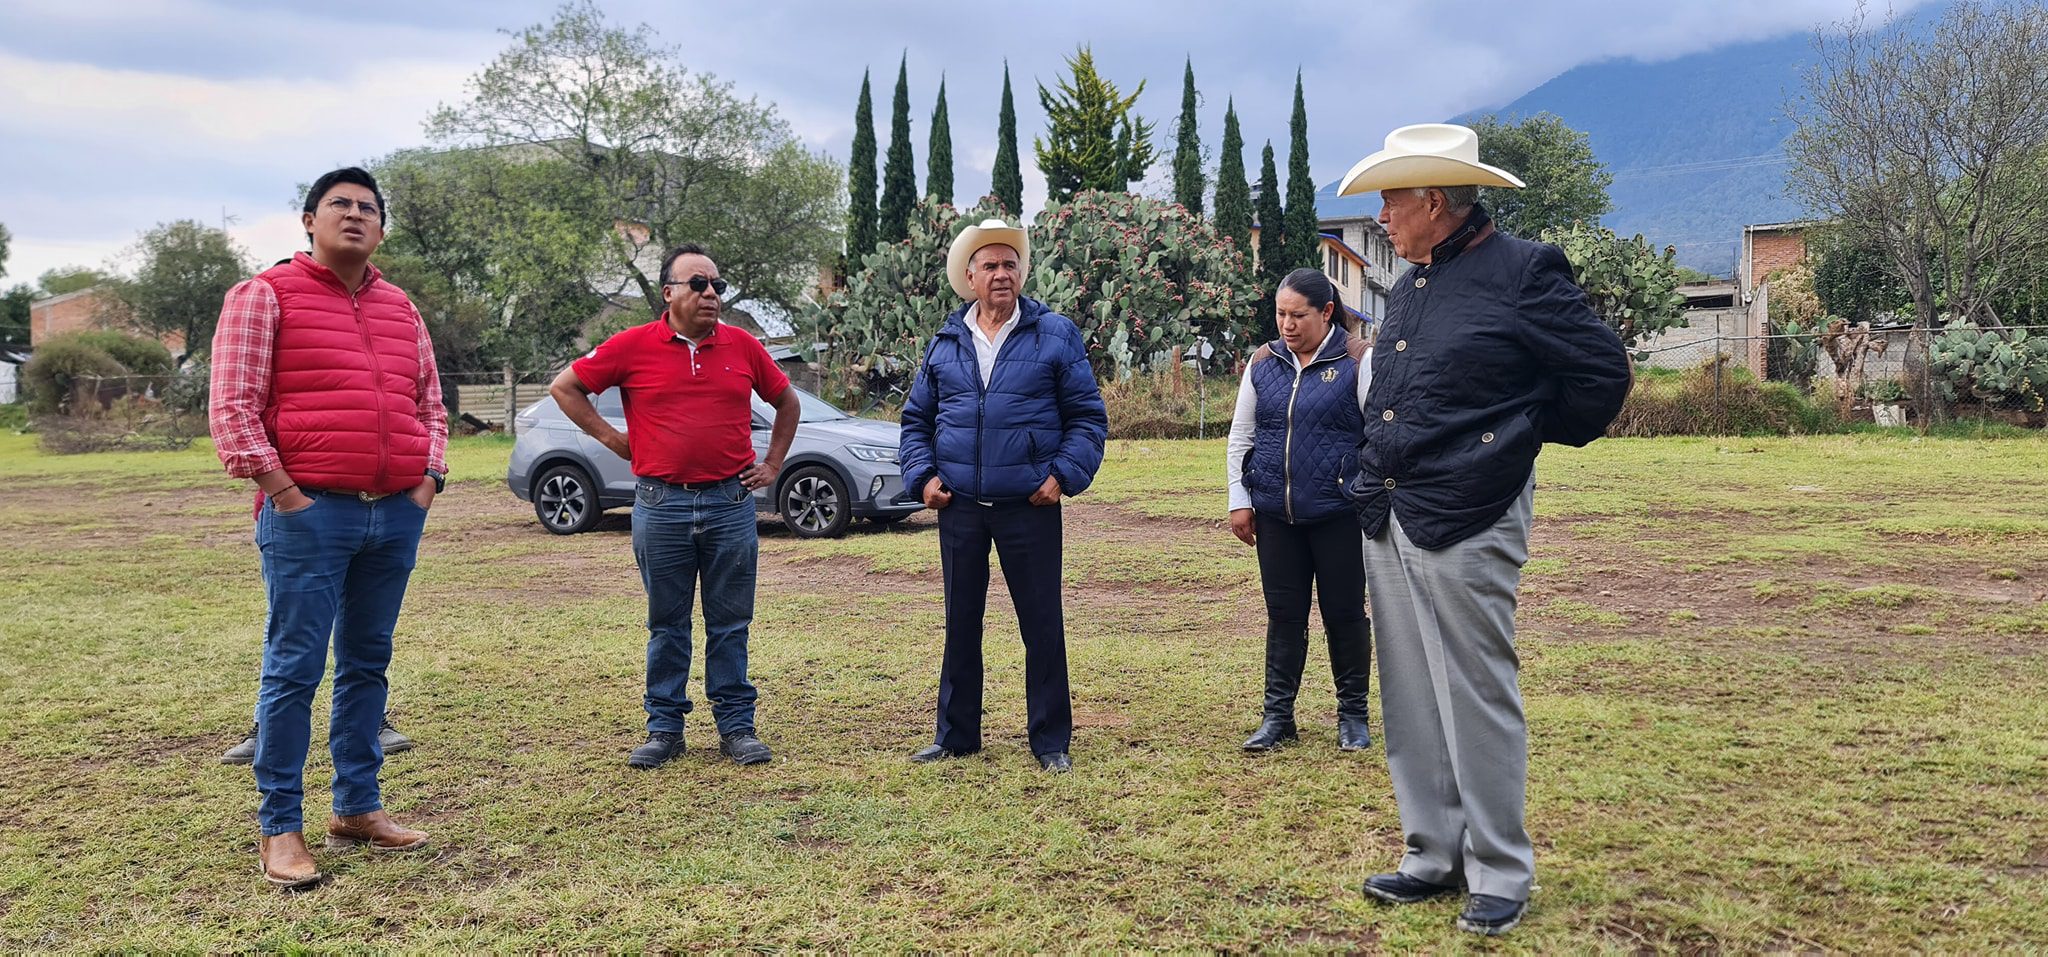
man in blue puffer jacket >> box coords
[898,217,1108,774]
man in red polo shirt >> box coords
[550,243,799,770]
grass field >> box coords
[1,430,2044,951]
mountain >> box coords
[1457,32,1819,276]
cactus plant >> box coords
[1930,322,2048,413]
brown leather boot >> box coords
[257,832,322,889]
[326,810,429,853]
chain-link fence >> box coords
[1631,325,2048,430]
[23,324,2045,447]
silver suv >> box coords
[505,385,922,538]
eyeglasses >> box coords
[666,276,728,296]
[323,197,382,220]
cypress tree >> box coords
[1283,71,1321,270]
[878,54,916,244]
[1172,57,1204,215]
[846,70,878,266]
[1212,98,1251,256]
[927,76,953,205]
[1254,140,1286,342]
[992,62,1023,217]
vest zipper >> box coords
[1283,358,1305,524]
[351,288,392,491]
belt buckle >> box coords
[356,490,388,502]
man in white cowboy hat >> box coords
[1334,124,1632,935]
[896,217,1108,774]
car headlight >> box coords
[845,444,898,463]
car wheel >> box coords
[533,463,601,534]
[779,465,850,539]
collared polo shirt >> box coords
[571,317,790,483]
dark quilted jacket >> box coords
[898,297,1108,503]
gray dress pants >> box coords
[1362,476,1535,901]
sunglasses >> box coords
[665,276,728,296]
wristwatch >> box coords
[425,468,446,494]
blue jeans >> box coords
[252,491,426,836]
[632,477,760,737]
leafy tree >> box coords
[1283,72,1320,270]
[1253,141,1286,342]
[428,1,843,315]
[1171,58,1204,215]
[370,148,607,378]
[879,55,917,244]
[1470,113,1613,238]
[37,267,112,297]
[1543,221,1688,354]
[847,70,879,267]
[927,77,953,205]
[1788,1,2048,333]
[0,221,9,277]
[1212,99,1252,257]
[1808,226,1910,325]
[99,221,249,360]
[992,63,1024,217]
[1035,45,1156,203]
[1,284,33,355]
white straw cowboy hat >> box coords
[1335,123,1526,196]
[946,217,1030,300]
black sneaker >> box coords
[378,718,415,754]
[718,733,772,766]
[1361,872,1461,905]
[1457,894,1527,936]
[629,731,684,769]
[220,724,259,765]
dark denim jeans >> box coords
[253,491,425,836]
[632,476,760,737]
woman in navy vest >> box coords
[1225,268,1374,752]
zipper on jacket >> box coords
[351,289,392,491]
[1283,361,1304,523]
[1280,338,1347,524]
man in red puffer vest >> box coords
[209,167,447,890]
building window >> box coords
[1327,248,1339,278]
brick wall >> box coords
[29,288,186,356]
[1749,230,1807,281]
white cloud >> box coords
[0,52,469,156]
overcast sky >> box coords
[0,0,1923,289]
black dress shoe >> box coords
[1457,894,1527,936]
[719,733,772,766]
[628,731,683,769]
[1361,871,1460,904]
[1337,716,1373,751]
[1242,716,1298,751]
[1036,752,1072,773]
[909,744,974,763]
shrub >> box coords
[1097,370,1240,439]
[20,334,128,413]
[1609,356,1845,436]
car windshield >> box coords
[753,386,850,423]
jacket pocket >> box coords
[1239,447,1259,492]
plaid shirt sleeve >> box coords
[207,279,281,478]
[412,298,450,475]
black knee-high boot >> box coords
[1329,616,1373,750]
[1245,621,1307,750]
